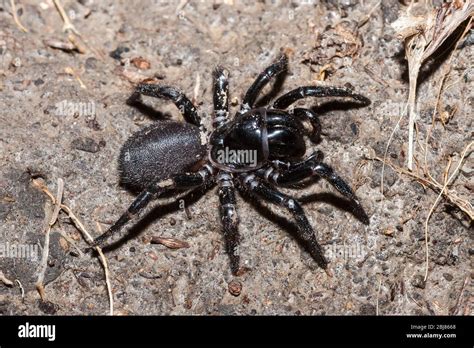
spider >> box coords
[89,53,371,275]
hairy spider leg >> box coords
[241,54,288,112]
[240,174,328,270]
[128,84,202,127]
[272,86,371,110]
[89,166,214,248]
[266,158,369,224]
[217,172,240,275]
[212,67,230,129]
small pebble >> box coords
[411,274,426,289]
[85,57,98,70]
[131,56,151,70]
[11,57,22,68]
[38,300,59,315]
[442,273,453,281]
[110,46,130,60]
[350,122,358,135]
[228,280,242,297]
[71,137,101,153]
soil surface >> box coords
[0,0,472,315]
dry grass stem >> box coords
[0,270,14,286]
[423,141,473,281]
[53,0,104,60]
[32,178,114,315]
[35,178,63,300]
[52,0,79,35]
[16,279,25,300]
[64,67,86,89]
[371,155,473,220]
[95,222,114,316]
[9,0,28,33]
[391,1,474,171]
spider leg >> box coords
[213,67,230,129]
[265,158,369,224]
[273,86,370,110]
[89,165,214,248]
[253,151,323,178]
[217,172,240,275]
[241,54,288,112]
[127,84,201,127]
[240,174,328,270]
[291,107,322,143]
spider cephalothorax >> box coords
[90,54,370,275]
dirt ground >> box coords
[0,0,472,315]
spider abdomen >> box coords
[118,121,206,191]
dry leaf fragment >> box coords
[304,20,362,75]
[131,56,151,70]
[150,236,190,249]
[44,39,77,52]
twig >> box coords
[376,276,382,316]
[32,179,114,315]
[52,0,79,35]
[363,64,390,88]
[423,141,473,281]
[405,39,424,171]
[60,206,114,316]
[381,105,407,195]
[370,156,473,220]
[423,18,473,181]
[36,178,64,300]
[358,1,381,28]
[9,0,28,33]
[35,217,51,301]
[392,1,474,171]
[52,0,104,60]
[50,179,64,226]
[15,279,25,300]
[95,222,114,316]
[176,0,189,15]
[55,229,85,257]
[64,67,86,89]
[0,270,14,286]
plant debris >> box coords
[150,236,190,249]
[391,0,474,171]
[304,20,362,78]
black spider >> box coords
[90,54,370,275]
